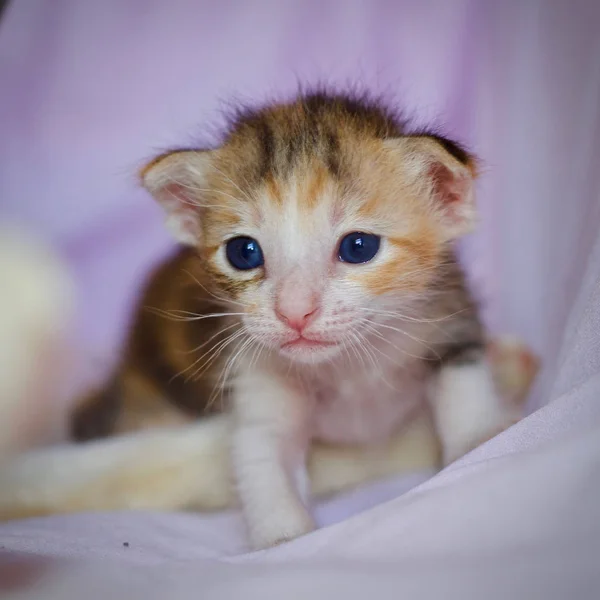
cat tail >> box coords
[0,410,439,520]
[0,226,75,455]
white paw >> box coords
[248,506,315,550]
[440,337,540,464]
[435,357,531,467]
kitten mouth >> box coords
[280,336,337,350]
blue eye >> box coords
[338,232,381,264]
[225,236,264,270]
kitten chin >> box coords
[278,337,342,364]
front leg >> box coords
[231,369,314,550]
[429,344,527,465]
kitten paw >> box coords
[438,338,540,466]
[487,336,540,408]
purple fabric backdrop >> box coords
[1,0,599,408]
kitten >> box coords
[69,91,530,549]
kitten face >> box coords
[142,93,477,364]
[200,156,443,364]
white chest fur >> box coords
[302,325,433,446]
[309,361,428,445]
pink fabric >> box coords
[1,1,599,597]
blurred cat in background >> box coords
[0,227,74,454]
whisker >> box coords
[397,262,456,280]
[250,339,268,371]
[366,307,464,344]
[173,328,245,383]
[358,319,437,362]
[345,332,365,367]
[182,269,250,309]
[215,335,256,410]
[341,334,369,439]
[346,332,369,371]
[207,335,255,409]
[339,336,355,369]
[146,307,245,322]
[181,322,240,355]
[188,329,248,383]
[357,306,467,324]
[350,329,380,373]
[352,329,401,392]
[285,352,295,377]
[358,317,441,360]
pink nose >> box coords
[275,304,319,333]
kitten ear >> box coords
[385,135,478,239]
[140,150,215,246]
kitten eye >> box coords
[338,232,381,264]
[225,236,264,270]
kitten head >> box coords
[141,92,478,364]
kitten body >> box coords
[70,92,526,549]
